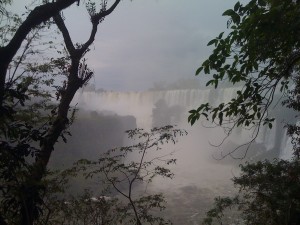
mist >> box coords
[49,81,294,223]
[4,0,297,224]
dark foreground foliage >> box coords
[204,160,300,225]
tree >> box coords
[0,9,63,224]
[69,126,187,225]
[37,177,121,225]
[186,1,300,224]
[0,1,121,224]
[188,0,300,158]
[0,0,86,108]
[203,159,300,225]
[31,126,187,225]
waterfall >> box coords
[73,88,293,158]
[71,88,295,224]
[74,88,237,127]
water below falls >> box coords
[70,88,295,224]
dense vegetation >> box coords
[189,0,300,224]
[0,0,124,224]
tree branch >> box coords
[93,0,121,22]
[0,0,79,109]
[53,14,75,55]
[16,1,123,222]
[80,0,121,54]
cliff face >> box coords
[49,110,137,168]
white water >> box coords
[74,88,290,152]
[72,88,293,223]
[75,88,233,126]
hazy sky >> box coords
[13,0,238,91]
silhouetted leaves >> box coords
[189,0,300,157]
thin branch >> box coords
[104,171,129,199]
[80,0,121,54]
[129,135,150,198]
[53,14,75,54]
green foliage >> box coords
[0,8,75,223]
[197,3,300,223]
[203,196,240,225]
[0,0,124,224]
[189,0,300,146]
[203,159,300,225]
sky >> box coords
[12,0,238,91]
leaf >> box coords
[253,104,257,112]
[257,112,261,119]
[219,112,223,125]
[268,123,272,129]
[223,64,230,70]
[214,79,218,88]
[206,80,214,86]
[218,32,224,39]
[204,66,210,74]
[195,66,203,75]
[245,120,250,126]
[191,117,197,125]
[197,104,207,112]
[234,1,241,12]
[202,112,208,119]
[207,39,217,46]
[231,12,240,24]
[257,0,266,7]
[188,114,194,123]
[222,9,235,17]
[212,111,218,122]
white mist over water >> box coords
[72,88,293,223]
[74,88,288,150]
[75,88,234,127]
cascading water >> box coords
[71,87,294,224]
[74,88,292,156]
[75,88,235,127]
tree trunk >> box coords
[10,1,122,223]
[0,0,79,109]
[21,76,82,224]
